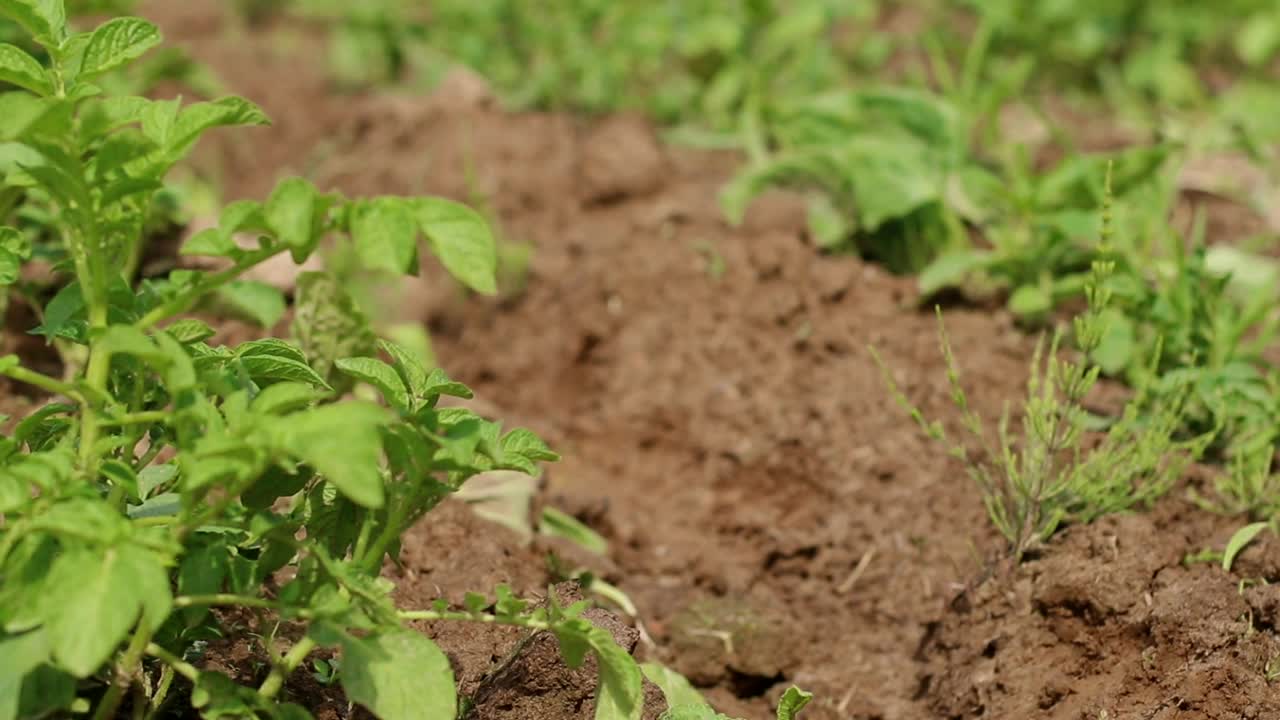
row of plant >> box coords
[0,3,809,719]
[283,0,1280,562]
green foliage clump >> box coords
[877,186,1208,560]
[0,4,714,719]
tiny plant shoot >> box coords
[874,168,1209,560]
[0,3,731,720]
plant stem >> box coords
[174,594,309,616]
[143,665,174,720]
[0,363,85,402]
[397,608,551,631]
[100,410,171,428]
[92,619,153,720]
[145,644,199,682]
[257,636,317,700]
[135,246,288,331]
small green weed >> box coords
[876,181,1206,559]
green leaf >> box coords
[291,271,377,387]
[168,96,269,157]
[640,663,709,713]
[0,629,51,720]
[918,250,991,297]
[335,357,411,412]
[266,177,322,263]
[413,198,497,294]
[42,548,142,677]
[100,460,139,502]
[776,687,812,720]
[237,353,330,389]
[587,627,644,720]
[377,339,429,398]
[215,280,286,328]
[79,17,161,80]
[661,707,727,720]
[421,367,473,401]
[1008,284,1052,319]
[351,197,418,275]
[0,248,18,285]
[0,0,66,46]
[96,325,159,362]
[539,506,607,555]
[278,402,389,508]
[30,281,83,342]
[1223,521,1270,572]
[163,318,216,344]
[1090,309,1134,376]
[251,382,319,415]
[0,43,52,95]
[178,538,227,626]
[339,630,457,720]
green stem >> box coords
[257,636,316,700]
[174,594,309,616]
[0,363,85,401]
[135,246,287,331]
[143,665,174,720]
[145,643,199,682]
[100,410,171,428]
[92,619,153,720]
[79,309,112,473]
[359,511,405,574]
[397,609,552,631]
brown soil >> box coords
[73,2,1280,717]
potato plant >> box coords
[0,4,699,719]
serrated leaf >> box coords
[266,177,322,263]
[168,96,269,157]
[237,354,330,389]
[237,338,310,364]
[163,318,216,344]
[0,43,52,95]
[278,402,388,508]
[587,627,644,720]
[421,367,473,401]
[215,280,286,328]
[291,272,377,386]
[1223,521,1269,572]
[377,339,429,398]
[413,198,497,294]
[0,0,66,46]
[336,357,411,412]
[641,663,709,713]
[79,17,160,80]
[776,686,812,720]
[339,630,456,720]
[351,197,418,275]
